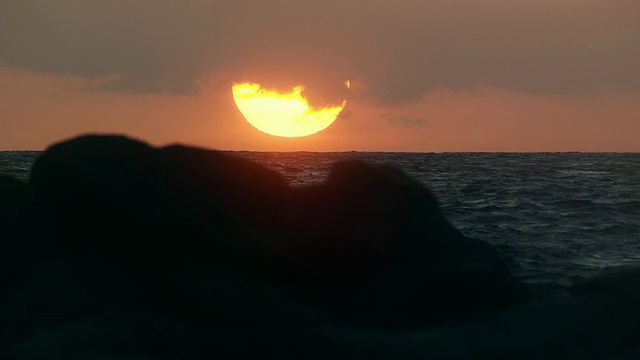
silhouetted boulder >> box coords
[29,136,286,268]
[572,265,640,305]
[27,135,294,325]
[0,175,54,302]
[0,175,30,216]
[158,144,289,255]
[284,160,526,328]
[4,134,640,358]
[27,134,526,331]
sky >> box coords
[1,0,639,151]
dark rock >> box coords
[28,135,291,324]
[2,133,558,357]
[0,175,30,216]
[28,135,526,330]
[572,265,640,306]
[0,175,54,302]
[284,160,526,328]
[0,256,145,349]
[4,307,359,359]
[158,144,289,255]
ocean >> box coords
[2,151,639,297]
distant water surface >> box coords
[0,151,40,182]
[2,151,639,296]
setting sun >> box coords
[232,82,347,138]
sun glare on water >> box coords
[232,82,347,138]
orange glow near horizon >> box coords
[3,66,640,152]
[231,82,347,138]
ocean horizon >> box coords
[2,150,639,300]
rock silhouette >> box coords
[1,134,639,358]
[0,175,54,302]
[284,159,526,327]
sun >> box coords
[232,82,348,138]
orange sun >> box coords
[232,82,348,137]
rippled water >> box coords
[0,151,40,182]
[236,151,640,293]
[2,151,640,294]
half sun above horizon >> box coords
[232,82,349,138]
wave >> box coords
[549,199,598,208]
[2,150,639,290]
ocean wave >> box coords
[2,151,639,289]
[548,199,598,208]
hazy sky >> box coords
[1,0,639,151]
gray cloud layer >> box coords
[1,0,638,104]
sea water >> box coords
[2,151,639,295]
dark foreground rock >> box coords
[1,134,639,359]
[0,176,54,301]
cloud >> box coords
[382,113,426,126]
[1,0,639,104]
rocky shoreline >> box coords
[1,135,639,359]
